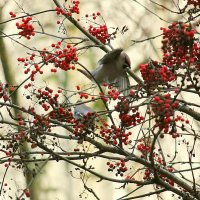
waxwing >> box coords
[77,48,131,96]
[74,100,95,133]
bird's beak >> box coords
[124,53,131,69]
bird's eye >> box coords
[123,64,128,69]
[123,61,131,69]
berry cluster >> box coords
[187,0,200,8]
[55,1,80,17]
[139,60,175,87]
[9,11,16,18]
[83,10,118,43]
[36,87,61,112]
[137,139,152,156]
[143,157,175,186]
[161,22,196,67]
[79,92,89,99]
[143,167,174,186]
[151,94,179,134]
[49,107,74,123]
[18,44,77,83]
[115,98,130,114]
[99,125,132,146]
[73,112,96,142]
[16,17,35,39]
[13,129,27,142]
[108,88,120,100]
[0,83,9,102]
[114,98,144,128]
[40,43,78,71]
[73,112,96,136]
[85,12,101,20]
[119,109,144,128]
[33,88,72,126]
[29,88,73,130]
[99,92,108,102]
[17,53,43,82]
[159,174,175,186]
[69,0,80,15]
[107,159,128,177]
[88,24,109,44]
[151,94,176,116]
[32,114,50,134]
[143,169,152,180]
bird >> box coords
[74,100,95,134]
[77,48,131,96]
[74,100,94,120]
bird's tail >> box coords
[118,72,130,97]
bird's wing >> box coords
[91,64,107,83]
[117,72,130,96]
[77,66,105,84]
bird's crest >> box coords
[99,48,123,64]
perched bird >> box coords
[74,100,94,120]
[74,100,95,135]
[77,48,131,96]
